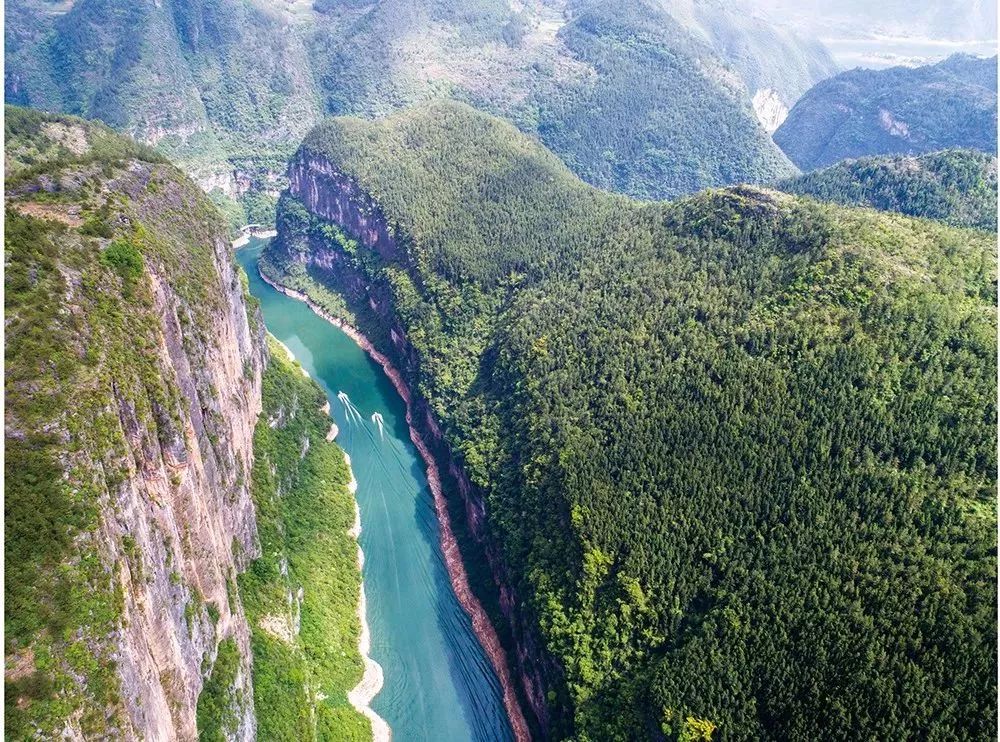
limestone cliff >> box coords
[752,88,789,133]
[5,107,266,739]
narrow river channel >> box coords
[237,237,514,742]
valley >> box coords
[3,1,997,740]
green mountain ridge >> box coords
[266,100,997,740]
[777,148,998,230]
[774,53,998,171]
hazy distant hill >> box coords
[746,0,998,68]
[778,149,997,230]
[774,54,998,171]
[663,0,838,131]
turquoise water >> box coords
[237,238,513,742]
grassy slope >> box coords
[268,101,997,740]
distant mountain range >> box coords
[5,0,835,210]
[774,54,998,171]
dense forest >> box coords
[267,101,997,740]
[524,0,797,198]
[777,149,998,230]
[775,54,998,170]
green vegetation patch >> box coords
[101,238,145,288]
[236,337,369,741]
[778,148,998,231]
[4,105,165,187]
[196,638,243,741]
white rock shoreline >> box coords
[344,455,390,741]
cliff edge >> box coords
[5,106,266,739]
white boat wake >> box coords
[338,391,365,423]
[371,411,385,440]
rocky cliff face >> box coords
[107,228,266,741]
[5,109,267,739]
[272,149,559,736]
[752,88,790,133]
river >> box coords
[236,237,514,742]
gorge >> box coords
[237,238,523,741]
[4,34,997,737]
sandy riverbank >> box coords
[344,456,390,741]
[282,351,390,739]
[232,228,277,249]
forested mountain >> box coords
[778,149,998,230]
[5,0,832,205]
[4,107,366,739]
[265,101,997,740]
[4,0,321,223]
[774,54,998,171]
